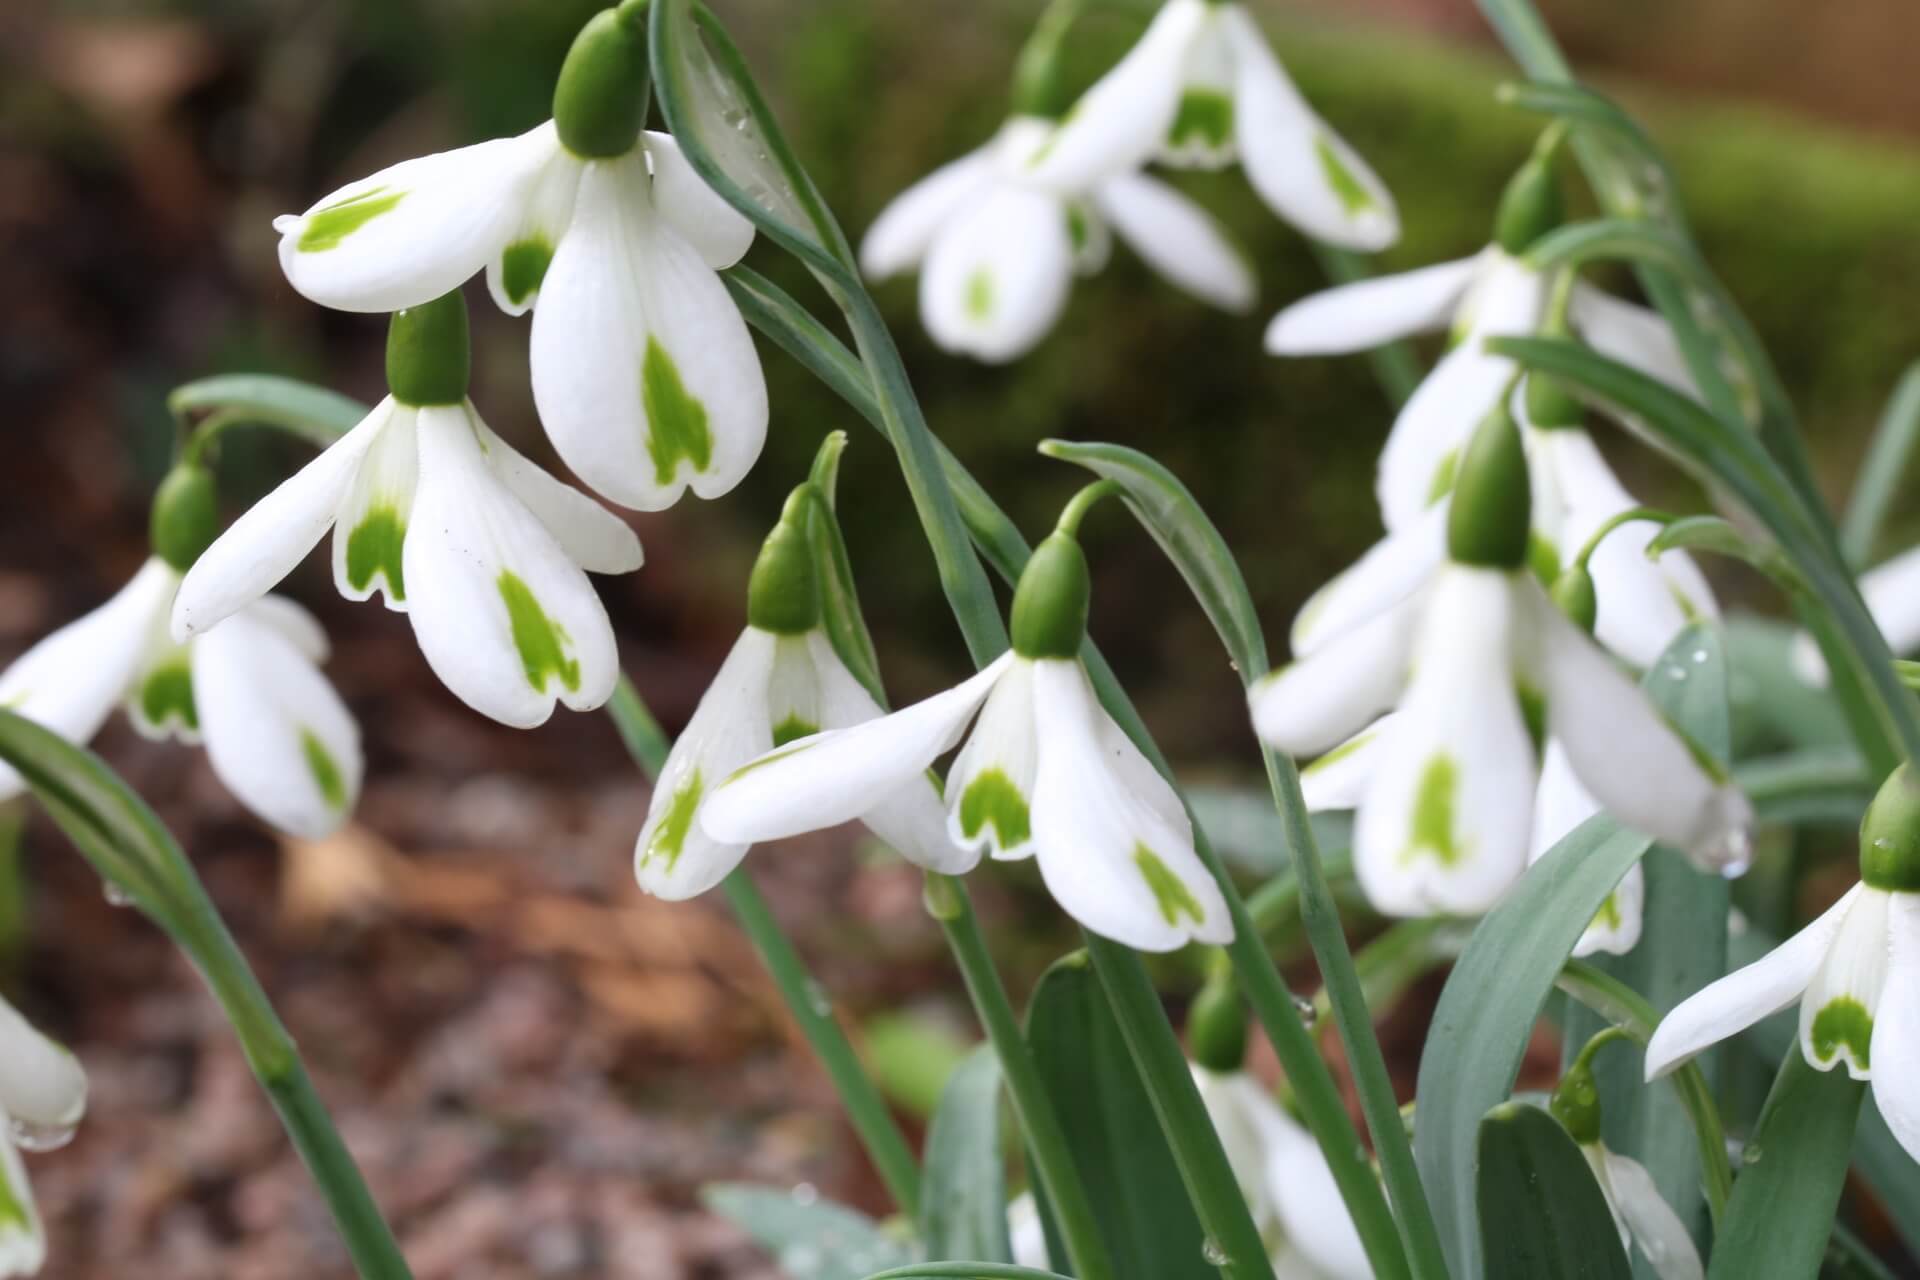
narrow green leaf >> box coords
[922,1046,1013,1263]
[1842,361,1920,567]
[865,1267,1073,1280]
[168,373,366,440]
[1647,516,1808,596]
[803,435,887,707]
[700,1183,915,1280]
[1476,1102,1632,1280]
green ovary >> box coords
[1167,89,1233,152]
[298,186,405,252]
[1135,844,1205,927]
[1809,997,1873,1070]
[959,768,1030,850]
[139,660,197,734]
[500,236,554,306]
[771,715,818,748]
[641,338,715,487]
[345,507,406,601]
[644,771,703,871]
[497,571,581,694]
[301,730,348,810]
[1404,755,1464,866]
[1315,137,1376,216]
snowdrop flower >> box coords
[1266,149,1694,533]
[0,997,87,1276]
[1791,542,1920,687]
[861,114,1254,362]
[702,506,1231,952]
[1252,405,1750,918]
[0,468,361,838]
[635,488,971,898]
[271,4,766,511]
[172,294,643,730]
[1647,762,1920,1165]
[1028,0,1397,252]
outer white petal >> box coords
[174,399,397,639]
[1355,568,1534,918]
[0,998,86,1132]
[1530,741,1642,958]
[0,1138,43,1276]
[1007,1191,1049,1271]
[240,595,330,664]
[919,185,1074,363]
[191,605,362,838]
[700,654,1014,845]
[330,400,418,610]
[1861,543,1920,658]
[634,628,776,899]
[643,131,757,270]
[1796,885,1889,1080]
[1251,594,1420,759]
[1299,714,1399,813]
[1093,172,1254,312]
[0,558,174,798]
[1291,503,1446,656]
[1265,255,1481,356]
[859,143,997,281]
[1644,884,1861,1079]
[1024,0,1208,192]
[475,417,643,575]
[1029,659,1230,951]
[403,405,619,728]
[276,125,554,313]
[1571,285,1696,397]
[1527,585,1752,873]
[1600,1147,1704,1280]
[531,151,768,511]
[1191,1068,1279,1239]
[1870,894,1920,1163]
[1221,6,1397,251]
[808,633,977,874]
[945,658,1041,861]
[1261,1099,1373,1279]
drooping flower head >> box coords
[0,997,87,1277]
[634,482,970,899]
[172,292,643,730]
[271,2,767,511]
[0,464,361,838]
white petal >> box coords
[1007,1191,1050,1271]
[175,398,395,639]
[859,142,997,280]
[945,658,1041,861]
[239,595,330,664]
[482,141,583,316]
[191,605,362,838]
[1861,543,1920,658]
[477,418,643,575]
[1527,584,1752,873]
[1299,714,1398,812]
[0,998,86,1131]
[644,131,756,270]
[1870,894,1920,1163]
[1094,171,1254,312]
[1029,659,1230,951]
[807,633,977,874]
[330,400,417,610]
[700,654,1014,845]
[0,558,174,798]
[1644,884,1860,1079]
[1250,593,1420,757]
[634,628,776,899]
[1355,568,1535,918]
[1024,0,1209,192]
[1221,6,1397,251]
[1291,503,1447,656]
[1530,741,1642,958]
[276,124,555,313]
[1600,1148,1704,1280]
[403,405,620,727]
[0,1138,43,1276]
[1265,254,1481,356]
[530,151,768,511]
[1571,285,1697,397]
[1797,885,1889,1080]
[919,184,1074,363]
[1261,1098,1374,1279]
[1192,1069,1280,1238]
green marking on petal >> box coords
[500,236,554,306]
[298,186,404,252]
[1528,531,1561,587]
[1168,88,1234,152]
[1810,997,1873,1070]
[1516,683,1548,756]
[771,715,819,748]
[1065,204,1092,254]
[1404,754,1463,867]
[643,770,703,871]
[723,741,812,784]
[1426,449,1460,505]
[964,269,994,322]
[959,768,1031,850]
[1590,891,1622,933]
[1135,843,1205,927]
[1304,730,1376,776]
[1315,136,1375,217]
[139,660,197,734]
[640,337,715,487]
[1670,581,1703,623]
[0,1156,29,1234]
[301,730,348,810]
[345,506,407,601]
[497,570,581,694]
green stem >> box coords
[178,402,359,466]
[1570,505,1679,571]
[603,675,924,1218]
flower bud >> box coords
[150,463,220,572]
[1446,401,1532,570]
[1524,372,1584,430]
[1010,531,1091,660]
[1548,1059,1602,1145]
[1493,152,1565,256]
[1861,762,1920,892]
[553,5,652,160]
[1186,973,1248,1074]
[746,488,820,635]
[1550,563,1597,633]
[386,291,471,407]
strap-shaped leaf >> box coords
[1476,1102,1632,1280]
[865,1267,1072,1280]
[921,1045,1012,1263]
[1842,360,1920,567]
[701,1183,915,1280]
[168,372,365,443]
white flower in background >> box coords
[0,997,88,1277]
[702,531,1231,952]
[271,8,765,512]
[1529,744,1643,957]
[861,115,1254,362]
[0,558,361,839]
[1577,1141,1704,1280]
[1791,542,1920,687]
[1028,0,1397,252]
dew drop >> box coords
[1691,648,1710,664]
[1292,995,1318,1026]
[790,1181,818,1207]
[9,1115,76,1153]
[802,980,833,1019]
[102,881,133,908]
[782,1244,822,1277]
[1201,1237,1230,1267]
[1742,1142,1763,1166]
[1716,826,1754,880]
[1663,663,1688,683]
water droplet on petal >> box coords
[9,1115,76,1152]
